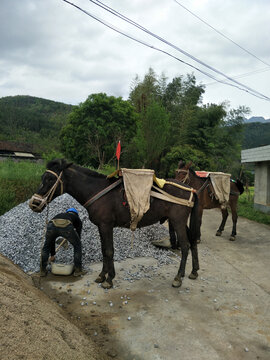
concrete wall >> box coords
[241,145,270,214]
[253,161,270,214]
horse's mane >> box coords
[72,163,107,179]
[47,159,106,179]
[188,167,202,179]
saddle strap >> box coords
[84,178,123,208]
[196,177,210,195]
[151,186,194,207]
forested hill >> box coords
[242,122,270,149]
[0,95,74,152]
[0,95,269,154]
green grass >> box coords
[237,187,270,226]
[0,160,45,216]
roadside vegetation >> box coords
[237,187,270,225]
[0,160,44,216]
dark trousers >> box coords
[41,222,82,270]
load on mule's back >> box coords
[29,159,200,289]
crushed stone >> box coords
[0,194,177,273]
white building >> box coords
[241,145,270,214]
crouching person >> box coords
[40,207,85,277]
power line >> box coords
[174,0,270,68]
[206,66,270,86]
[87,0,270,101]
[62,0,270,102]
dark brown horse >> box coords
[29,159,200,289]
[168,160,244,247]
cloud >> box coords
[0,0,269,117]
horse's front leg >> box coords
[229,202,238,241]
[95,224,115,289]
[196,206,203,243]
[216,208,228,237]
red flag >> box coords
[115,141,121,160]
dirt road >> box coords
[38,209,270,360]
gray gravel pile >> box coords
[0,194,177,273]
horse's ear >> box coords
[186,161,193,169]
[60,159,73,170]
[178,159,185,169]
[64,161,73,169]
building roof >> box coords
[241,144,270,163]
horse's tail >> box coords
[188,193,200,246]
[236,179,244,195]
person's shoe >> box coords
[73,268,87,277]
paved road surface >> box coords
[40,209,270,360]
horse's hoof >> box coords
[172,277,182,288]
[216,231,222,236]
[95,275,106,283]
[101,280,113,289]
[229,236,236,241]
[188,272,198,280]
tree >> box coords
[163,74,205,147]
[129,68,164,112]
[133,100,170,169]
[60,93,138,168]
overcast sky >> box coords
[1,0,270,118]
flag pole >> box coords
[116,140,121,171]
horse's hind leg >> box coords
[168,220,178,249]
[187,227,199,280]
[216,208,228,236]
[96,224,115,289]
[229,201,238,241]
[171,221,190,288]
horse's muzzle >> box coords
[29,194,47,213]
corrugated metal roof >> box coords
[241,145,270,163]
[14,152,35,158]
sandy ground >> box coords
[0,254,109,360]
[1,208,270,360]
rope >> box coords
[164,180,196,193]
[151,185,194,207]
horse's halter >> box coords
[175,169,190,184]
[29,170,63,212]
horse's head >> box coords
[29,159,72,212]
[175,160,192,183]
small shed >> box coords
[241,145,270,214]
[0,141,39,161]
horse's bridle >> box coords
[29,170,64,212]
[175,169,190,184]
